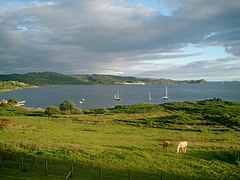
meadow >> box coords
[0,99,239,179]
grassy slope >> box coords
[0,100,240,179]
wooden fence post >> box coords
[70,163,73,177]
[44,159,48,175]
[99,167,102,180]
[0,155,2,168]
[160,173,163,180]
[193,175,195,180]
[21,157,24,171]
[128,169,131,180]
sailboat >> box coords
[162,86,168,100]
[114,90,120,101]
[148,90,152,102]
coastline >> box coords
[0,86,38,93]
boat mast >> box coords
[165,86,168,97]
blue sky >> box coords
[0,0,240,81]
[129,0,179,16]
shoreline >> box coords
[0,86,38,93]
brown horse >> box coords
[163,140,171,149]
[177,141,188,153]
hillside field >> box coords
[0,99,239,179]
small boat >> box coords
[114,90,120,101]
[162,86,168,100]
[15,100,26,107]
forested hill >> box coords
[71,74,207,85]
[0,72,86,86]
[0,72,207,86]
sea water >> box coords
[0,82,239,109]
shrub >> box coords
[59,99,76,111]
[69,108,82,114]
[230,116,240,126]
[59,99,82,114]
[83,108,110,114]
[0,118,12,130]
[7,97,18,105]
[45,106,61,116]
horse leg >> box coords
[184,147,187,153]
[176,148,179,153]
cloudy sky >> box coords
[0,0,240,81]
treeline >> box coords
[0,71,207,86]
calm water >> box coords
[0,82,239,109]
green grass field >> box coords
[0,99,239,179]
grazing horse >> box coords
[163,141,171,149]
[177,141,188,153]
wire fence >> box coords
[0,155,215,180]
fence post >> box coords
[160,173,163,180]
[128,169,131,180]
[44,159,48,175]
[99,167,102,180]
[193,175,195,180]
[21,157,24,171]
[0,155,2,168]
[70,163,73,177]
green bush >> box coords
[57,99,83,115]
[69,108,82,114]
[59,99,76,111]
[230,116,240,126]
[7,97,18,105]
[45,106,61,116]
[112,103,162,114]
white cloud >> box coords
[0,0,240,81]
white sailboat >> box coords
[148,90,152,102]
[162,86,168,100]
[114,90,120,101]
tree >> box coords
[59,99,82,114]
[59,99,76,111]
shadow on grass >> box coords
[0,154,198,180]
[188,149,240,165]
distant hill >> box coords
[0,72,87,86]
[0,72,207,86]
[72,74,207,85]
[72,74,142,85]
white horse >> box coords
[177,141,188,153]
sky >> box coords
[0,0,240,81]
